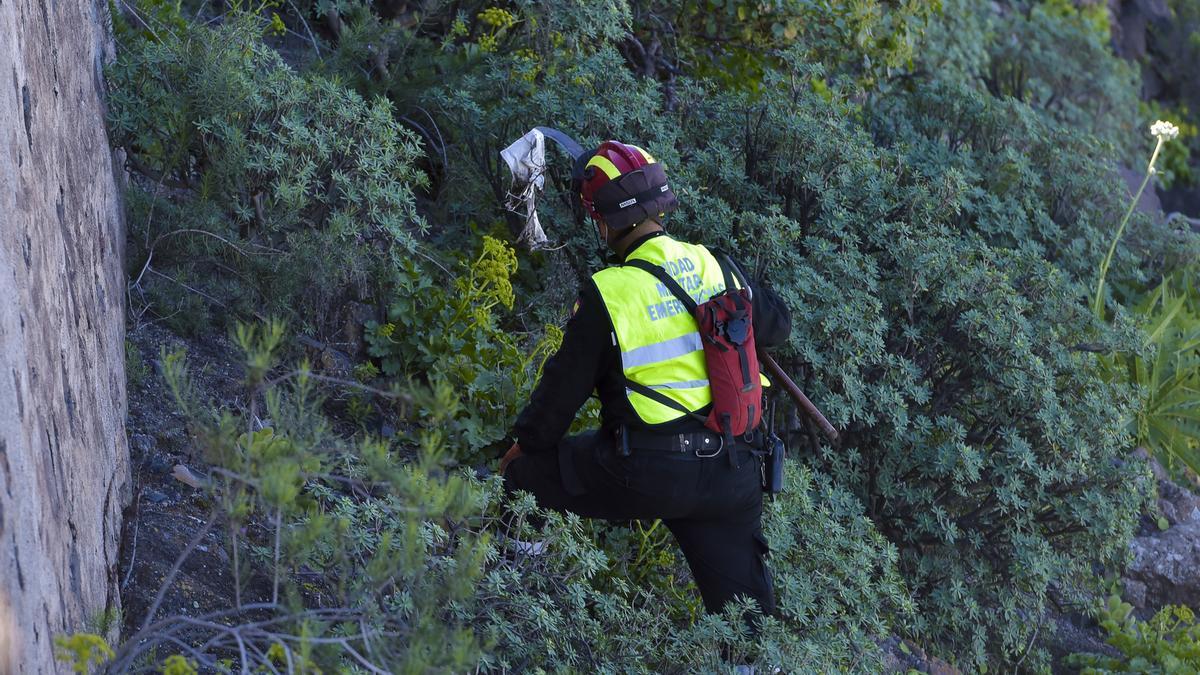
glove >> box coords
[500,442,523,474]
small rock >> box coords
[1122,578,1148,609]
[1119,165,1163,214]
[340,301,377,358]
[172,464,206,489]
[143,488,169,504]
[1135,0,1172,22]
[131,433,155,455]
[1133,448,1200,526]
[144,456,172,474]
[319,347,354,378]
[1158,498,1179,526]
[1159,479,1200,526]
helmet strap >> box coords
[593,217,609,263]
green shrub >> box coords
[623,0,939,92]
[402,52,1159,664]
[755,463,915,669]
[1070,595,1200,673]
[123,325,492,673]
[108,17,428,329]
[379,16,1166,666]
[917,0,1137,149]
[364,236,562,463]
[636,63,1157,666]
[868,78,1168,290]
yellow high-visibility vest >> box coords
[592,235,736,425]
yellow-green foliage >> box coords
[456,235,517,325]
[161,654,199,675]
[366,236,560,461]
[476,7,517,52]
[125,338,149,389]
[663,0,940,91]
[1042,0,1111,43]
[1071,596,1200,672]
[53,633,114,674]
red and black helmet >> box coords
[574,140,678,232]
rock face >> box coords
[1123,454,1200,612]
[1119,165,1163,216]
[1107,0,1172,61]
[0,0,130,669]
[1125,520,1200,611]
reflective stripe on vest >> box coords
[593,236,735,425]
[621,333,702,369]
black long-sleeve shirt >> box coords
[512,233,793,455]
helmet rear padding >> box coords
[592,163,679,231]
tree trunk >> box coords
[0,0,130,669]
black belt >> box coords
[618,426,764,459]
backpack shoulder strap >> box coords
[711,249,750,299]
[620,258,708,425]
[623,259,699,313]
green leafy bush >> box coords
[623,0,940,92]
[364,236,562,461]
[637,62,1155,665]
[108,18,428,328]
[124,325,494,673]
[756,463,915,669]
[332,3,1173,665]
[422,49,1160,665]
[124,339,149,389]
[1070,595,1200,673]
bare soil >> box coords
[118,322,272,640]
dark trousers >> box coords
[503,431,775,617]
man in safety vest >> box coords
[500,140,792,618]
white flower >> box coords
[1150,120,1180,141]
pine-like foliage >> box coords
[100,328,908,672]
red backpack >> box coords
[624,254,762,452]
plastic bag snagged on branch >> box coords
[500,129,549,249]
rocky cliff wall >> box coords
[0,0,130,669]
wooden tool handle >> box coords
[759,351,839,443]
